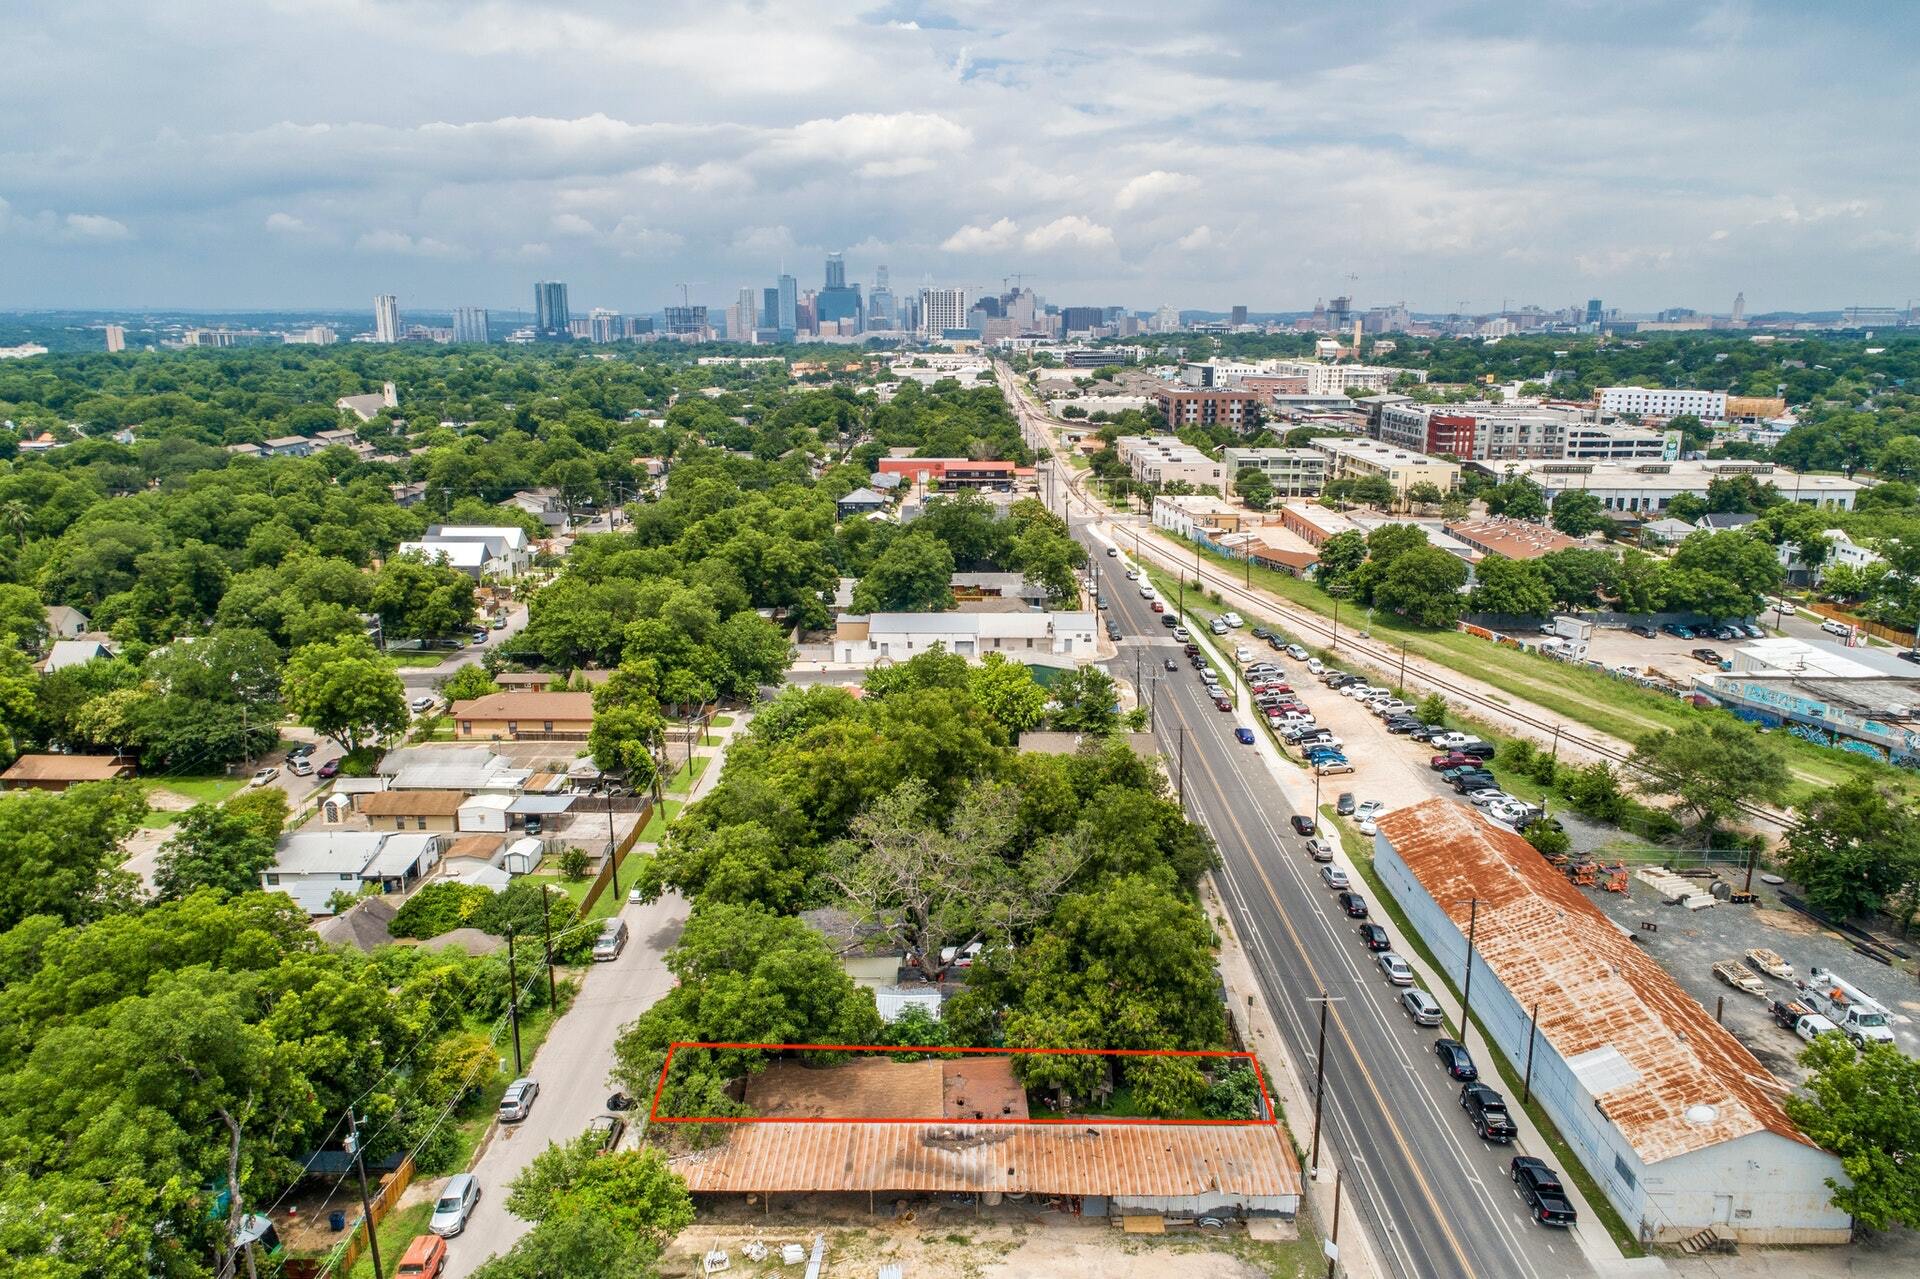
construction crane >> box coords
[1002,273,1029,294]
[675,282,694,308]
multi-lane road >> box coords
[1002,368,1599,1279]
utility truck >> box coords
[1797,967,1896,1048]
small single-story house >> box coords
[836,487,889,520]
[38,639,115,673]
[449,692,595,740]
[1640,517,1697,546]
[457,793,515,833]
[313,897,398,952]
[261,435,313,458]
[0,753,134,791]
[355,789,464,833]
[379,746,530,793]
[494,671,560,690]
[833,612,1098,664]
[261,832,443,915]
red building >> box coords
[1153,388,1261,431]
[1427,414,1477,457]
[875,458,1016,491]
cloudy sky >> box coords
[1,0,1916,314]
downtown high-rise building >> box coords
[731,287,758,341]
[104,324,126,352]
[373,294,400,343]
[534,281,571,340]
[817,251,862,332]
[589,308,621,342]
[868,266,895,330]
[777,273,798,337]
[452,307,491,343]
[920,288,968,337]
[824,252,846,289]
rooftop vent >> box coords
[1684,1104,1719,1126]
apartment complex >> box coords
[1220,446,1327,497]
[1375,401,1671,463]
[1309,437,1461,494]
[1179,358,1418,396]
[1597,387,1726,419]
[1113,435,1229,489]
[1152,387,1261,431]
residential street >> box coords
[441,887,690,1279]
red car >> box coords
[1430,751,1470,770]
[1150,601,1165,613]
[318,758,342,779]
[1214,696,1232,711]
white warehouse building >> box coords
[1373,800,1850,1246]
[833,611,1098,664]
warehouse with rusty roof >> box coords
[1372,799,1849,1245]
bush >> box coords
[1200,1066,1263,1119]
[391,881,496,939]
[1501,739,1537,771]
[1526,752,1561,787]
[558,847,592,881]
[1416,694,1448,727]
[1523,821,1571,859]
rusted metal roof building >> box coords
[668,1057,1299,1220]
[1373,800,1849,1245]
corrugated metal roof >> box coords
[1374,799,1813,1164]
[669,1122,1299,1198]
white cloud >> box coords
[355,229,462,258]
[1176,226,1214,251]
[942,217,1018,252]
[550,212,598,236]
[608,216,684,256]
[264,211,314,235]
[61,213,131,242]
[1115,170,1197,210]
[732,224,796,256]
[1022,215,1115,252]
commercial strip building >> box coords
[875,457,1017,492]
[1220,446,1327,498]
[833,611,1098,664]
[1113,435,1228,490]
[1497,459,1865,515]
[1693,637,1920,768]
[668,1055,1300,1221]
[1373,801,1849,1245]
[1440,516,1584,561]
[1308,437,1461,495]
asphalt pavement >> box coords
[1091,522,1598,1279]
[442,888,690,1278]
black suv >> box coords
[1461,1082,1516,1143]
[1511,1157,1577,1226]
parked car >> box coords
[1214,696,1232,712]
[1401,986,1441,1021]
[1320,865,1349,890]
[498,1078,540,1122]
[1461,1082,1517,1143]
[586,1112,627,1154]
[1286,645,1310,660]
[1690,647,1723,664]
[1305,838,1335,862]
[1335,792,1356,816]
[428,1174,481,1238]
[1337,891,1368,918]
[1511,1157,1578,1227]
[1315,760,1355,775]
[1209,619,1228,635]
[1431,751,1471,771]
[1384,718,1421,735]
[287,756,314,777]
[410,695,436,713]
[1234,727,1256,745]
[396,1234,448,1277]
[1173,626,1190,640]
[1355,800,1385,821]
[1151,601,1167,614]
[1662,623,1696,640]
[1629,623,1657,638]
[318,758,342,779]
[1450,771,1497,793]
[1434,1037,1477,1081]
[247,767,278,787]
[287,742,316,760]
[1357,921,1391,950]
[1742,622,1765,639]
[1290,815,1316,836]
[1222,612,1245,628]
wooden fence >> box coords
[575,798,653,919]
[282,1155,415,1279]
[1806,601,1917,649]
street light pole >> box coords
[1522,1000,1541,1105]
[1454,897,1481,1048]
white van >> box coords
[592,917,628,962]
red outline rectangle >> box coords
[650,1042,1277,1127]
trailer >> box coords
[1712,960,1768,998]
[1743,948,1794,980]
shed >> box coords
[503,836,545,875]
[457,793,515,833]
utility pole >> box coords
[1397,641,1409,697]
[1455,897,1481,1048]
[1306,991,1346,1177]
[605,793,621,898]
[1325,1168,1343,1279]
[1549,722,1563,763]
[345,1109,386,1279]
[505,928,524,1074]
[1522,1000,1540,1104]
[538,885,558,1007]
[1177,725,1187,807]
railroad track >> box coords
[1028,399,1795,834]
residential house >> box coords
[335,381,399,422]
[457,793,515,833]
[502,487,570,534]
[260,831,444,915]
[43,604,89,641]
[355,789,464,833]
[394,539,489,579]
[422,525,533,576]
[38,638,115,673]
[379,745,530,792]
[836,487,889,520]
[449,691,595,740]
[260,436,314,458]
[0,754,134,791]
[833,611,1098,663]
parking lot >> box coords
[1580,622,1765,685]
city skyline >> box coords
[2,2,1918,312]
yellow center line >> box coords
[1159,693,1481,1279]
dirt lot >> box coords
[660,1216,1316,1279]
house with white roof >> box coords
[832,611,1097,664]
[395,539,489,579]
[38,638,115,673]
[260,831,444,915]
[421,525,533,576]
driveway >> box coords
[442,888,690,1278]
[397,604,531,690]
